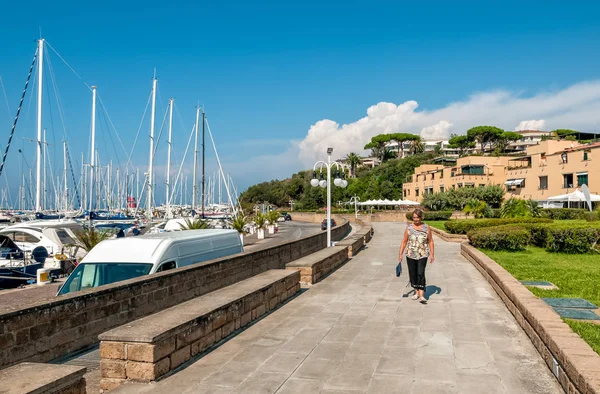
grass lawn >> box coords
[483,247,600,355]
[424,221,448,231]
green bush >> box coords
[468,226,531,251]
[546,227,600,254]
[444,218,553,234]
[585,212,599,222]
[486,208,501,218]
[405,211,453,221]
[540,208,587,220]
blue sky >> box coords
[1,0,600,208]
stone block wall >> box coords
[462,243,600,394]
[0,222,350,369]
[99,272,301,391]
[0,362,87,394]
[287,246,349,285]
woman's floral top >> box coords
[407,223,430,259]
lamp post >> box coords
[349,195,360,218]
[310,148,348,247]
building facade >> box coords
[402,139,600,203]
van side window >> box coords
[157,261,176,272]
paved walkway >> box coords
[115,222,561,394]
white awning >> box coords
[504,180,515,186]
[513,179,524,186]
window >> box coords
[583,150,590,161]
[439,186,445,193]
[479,184,486,188]
[157,261,177,272]
[58,263,153,295]
[561,153,568,164]
[539,176,548,190]
[563,174,574,188]
[440,172,444,179]
[577,173,588,187]
[457,183,463,188]
[431,173,435,180]
[461,165,485,175]
[404,190,407,198]
[55,230,76,245]
[416,189,419,197]
[9,231,40,243]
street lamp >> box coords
[310,148,348,247]
[349,195,360,218]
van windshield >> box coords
[58,263,153,296]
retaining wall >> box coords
[0,222,350,369]
[462,243,600,394]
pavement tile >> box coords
[324,353,380,391]
[375,347,417,376]
[231,372,289,394]
[258,352,306,374]
[275,378,325,394]
[367,374,414,393]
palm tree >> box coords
[231,215,248,243]
[409,137,425,154]
[346,153,361,177]
[254,212,267,239]
[70,227,116,253]
[266,211,280,233]
[179,217,209,230]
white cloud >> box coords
[515,119,546,131]
[420,120,453,140]
[298,81,600,166]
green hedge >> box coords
[546,226,600,254]
[444,218,553,235]
[467,226,531,251]
[405,211,453,221]
[540,208,588,220]
[473,222,600,253]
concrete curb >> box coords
[461,242,600,394]
[429,226,468,243]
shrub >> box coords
[463,199,491,219]
[405,211,453,221]
[486,208,501,218]
[546,227,600,254]
[540,208,587,220]
[585,212,599,222]
[444,217,553,234]
[468,226,531,251]
[500,198,541,218]
[421,185,505,211]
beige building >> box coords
[402,156,510,200]
[505,140,599,202]
[403,139,600,204]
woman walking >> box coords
[399,208,435,304]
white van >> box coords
[57,229,243,296]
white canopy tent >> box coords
[546,189,600,209]
[355,199,420,207]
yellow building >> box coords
[402,157,510,200]
[402,139,600,204]
[505,140,599,202]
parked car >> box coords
[320,218,336,230]
[281,212,292,221]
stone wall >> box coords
[0,222,350,369]
[462,243,600,394]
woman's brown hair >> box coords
[412,208,424,220]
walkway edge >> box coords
[430,226,468,243]
[461,242,600,394]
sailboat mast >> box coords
[63,141,68,211]
[89,86,97,213]
[42,129,47,211]
[201,111,205,217]
[166,98,173,219]
[192,107,199,211]
[147,75,157,220]
[35,38,44,213]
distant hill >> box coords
[239,153,436,211]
